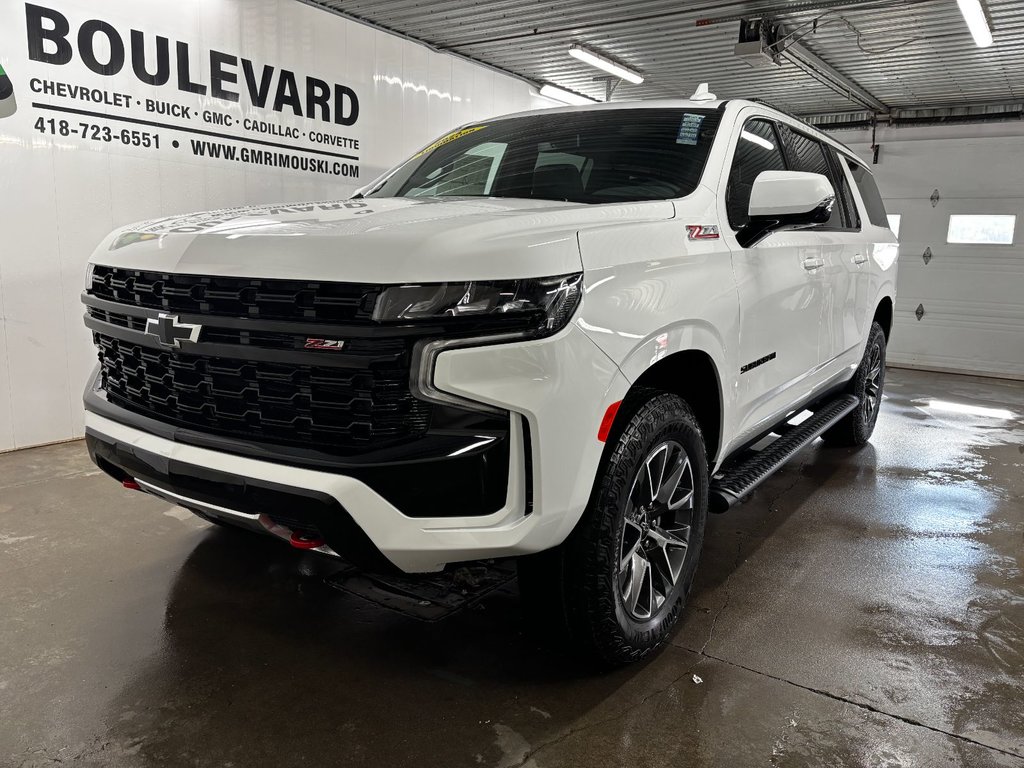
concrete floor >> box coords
[1,368,1022,767]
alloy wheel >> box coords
[618,440,696,620]
[864,343,883,421]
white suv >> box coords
[83,98,897,663]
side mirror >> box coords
[739,171,836,247]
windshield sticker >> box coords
[413,126,486,158]
[676,113,704,146]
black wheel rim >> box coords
[864,343,883,421]
[618,440,695,621]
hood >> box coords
[90,197,675,283]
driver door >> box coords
[722,116,827,443]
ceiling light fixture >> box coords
[957,0,994,48]
[538,84,598,106]
[568,45,644,85]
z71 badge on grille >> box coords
[305,338,346,350]
[145,314,202,348]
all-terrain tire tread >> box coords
[548,388,708,666]
[822,322,887,447]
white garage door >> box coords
[850,133,1024,380]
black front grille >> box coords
[95,335,431,453]
[89,266,381,323]
[85,306,407,356]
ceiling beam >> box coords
[780,40,889,113]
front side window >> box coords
[778,126,848,229]
[367,108,722,204]
[726,118,787,229]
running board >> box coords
[709,394,860,512]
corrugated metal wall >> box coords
[309,0,1024,116]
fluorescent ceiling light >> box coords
[568,45,644,85]
[957,0,994,48]
[927,399,1015,419]
[538,84,598,106]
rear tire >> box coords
[822,321,886,447]
[519,389,709,665]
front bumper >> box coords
[85,324,628,572]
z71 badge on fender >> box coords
[686,224,720,240]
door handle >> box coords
[802,257,825,270]
[853,252,868,264]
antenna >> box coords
[690,83,717,102]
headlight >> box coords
[372,272,582,336]
[85,263,95,288]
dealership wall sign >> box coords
[20,2,363,177]
[0,0,541,450]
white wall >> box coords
[0,0,553,451]
[841,122,1024,380]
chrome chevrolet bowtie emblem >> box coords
[145,313,202,348]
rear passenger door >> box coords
[777,124,864,375]
[844,158,894,358]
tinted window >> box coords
[779,126,845,229]
[829,148,860,229]
[846,160,889,227]
[726,119,787,229]
[368,109,722,204]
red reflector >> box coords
[122,479,141,491]
[598,400,623,443]
[289,531,326,550]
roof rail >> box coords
[748,98,804,123]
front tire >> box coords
[822,321,887,447]
[519,389,709,665]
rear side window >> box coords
[846,160,889,228]
[829,148,860,229]
[778,126,848,229]
[726,119,787,229]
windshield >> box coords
[365,108,722,204]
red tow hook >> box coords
[289,531,326,550]
[122,478,142,491]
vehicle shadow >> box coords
[94,440,872,767]
[95,528,645,767]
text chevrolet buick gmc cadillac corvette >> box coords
[83,99,897,663]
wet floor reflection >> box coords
[1,368,1021,767]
